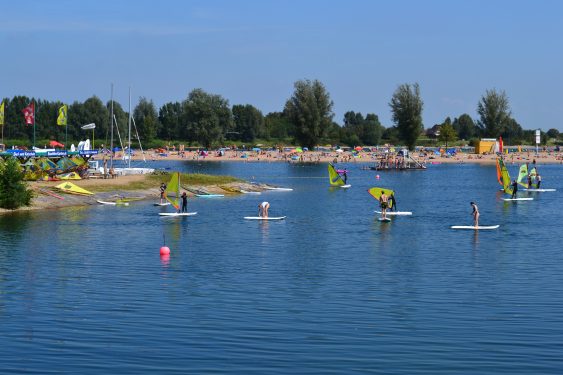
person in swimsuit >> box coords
[180,192,188,213]
[159,182,166,204]
[536,174,542,189]
[379,191,389,219]
[471,202,479,227]
[258,201,270,218]
[511,179,518,199]
[389,193,397,212]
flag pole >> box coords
[33,99,36,148]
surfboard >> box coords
[244,216,286,220]
[374,211,412,216]
[196,194,225,198]
[159,212,197,217]
[97,200,129,206]
[241,190,261,194]
[262,187,293,191]
[451,225,500,230]
[502,198,534,201]
[523,188,556,192]
[378,217,391,222]
[154,202,171,206]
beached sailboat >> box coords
[159,172,197,217]
[328,163,351,188]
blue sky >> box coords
[1,0,562,130]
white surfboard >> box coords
[340,184,352,189]
[374,210,412,216]
[523,188,556,192]
[378,217,391,222]
[244,216,286,220]
[262,187,293,191]
[451,225,500,230]
[241,190,261,195]
[154,202,171,206]
[196,194,225,198]
[97,200,129,206]
[502,197,534,201]
[159,212,197,217]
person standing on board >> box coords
[389,193,397,212]
[379,191,389,219]
[511,179,518,199]
[159,182,167,204]
[180,192,188,213]
[536,174,542,189]
[258,201,270,218]
[471,202,479,227]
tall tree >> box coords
[181,88,232,148]
[438,123,458,151]
[477,89,511,137]
[232,104,264,142]
[389,83,424,150]
[284,79,334,149]
[158,102,182,141]
[264,112,294,140]
[501,118,523,144]
[452,114,477,141]
[363,113,383,145]
[133,97,159,143]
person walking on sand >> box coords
[379,191,389,219]
[258,201,270,218]
[471,202,479,227]
[159,182,167,204]
[180,192,188,213]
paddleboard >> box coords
[378,217,391,222]
[262,187,293,191]
[340,184,352,189]
[154,202,171,206]
[97,200,129,206]
[159,212,197,217]
[196,194,225,198]
[241,190,261,195]
[374,211,412,216]
[451,225,500,230]
[523,188,556,192]
[244,216,286,220]
[502,198,533,201]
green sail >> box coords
[499,159,513,195]
[368,187,395,208]
[328,163,344,186]
[165,172,180,209]
[517,164,529,188]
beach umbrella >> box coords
[355,146,362,151]
[295,147,303,153]
[49,140,65,148]
[335,149,344,153]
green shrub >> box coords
[0,157,33,209]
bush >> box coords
[0,157,33,209]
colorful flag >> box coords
[0,101,4,126]
[22,102,35,125]
[57,104,68,126]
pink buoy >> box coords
[160,246,170,256]
[376,175,380,179]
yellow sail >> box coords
[368,187,394,208]
[165,172,180,210]
[54,182,93,195]
[328,163,344,186]
[498,159,512,195]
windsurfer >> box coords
[389,193,397,211]
[180,192,188,213]
[471,202,479,227]
[159,182,166,204]
[379,191,389,219]
[258,201,270,218]
[536,174,542,188]
[343,171,348,184]
[511,179,518,199]
[527,174,532,188]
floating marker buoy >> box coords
[376,175,380,179]
[160,246,170,256]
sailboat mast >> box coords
[128,86,132,168]
[110,83,114,169]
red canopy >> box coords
[49,140,65,148]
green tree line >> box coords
[2,82,558,150]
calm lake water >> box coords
[1,161,562,374]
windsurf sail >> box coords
[368,187,394,208]
[164,172,180,210]
[328,163,345,186]
[517,164,529,188]
[495,159,503,186]
[498,158,513,195]
[54,182,93,196]
[528,167,538,188]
